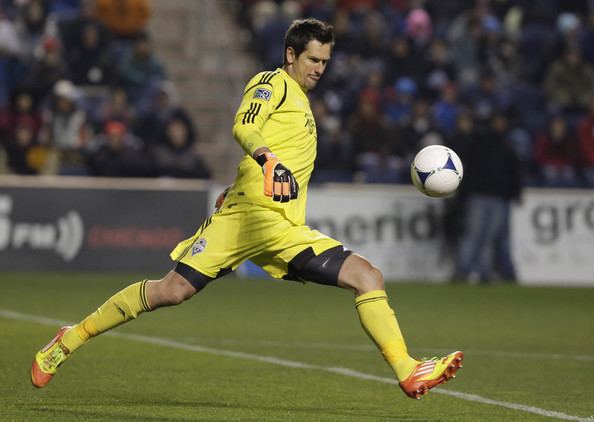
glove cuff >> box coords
[256,152,277,167]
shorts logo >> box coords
[253,88,272,101]
[192,238,207,255]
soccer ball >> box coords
[410,145,463,198]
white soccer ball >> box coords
[410,145,463,198]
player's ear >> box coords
[285,47,296,65]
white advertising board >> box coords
[306,185,452,281]
[511,189,594,286]
[306,185,594,286]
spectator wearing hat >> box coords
[41,79,91,174]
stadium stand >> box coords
[2,0,594,189]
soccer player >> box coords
[31,18,463,399]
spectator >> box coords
[15,0,52,59]
[42,79,90,174]
[431,81,460,135]
[62,13,113,86]
[117,32,166,106]
[453,110,522,283]
[94,0,150,40]
[534,114,581,187]
[253,1,300,69]
[18,35,69,103]
[87,119,147,177]
[132,80,194,146]
[311,98,353,183]
[0,7,25,107]
[151,117,210,179]
[418,38,456,100]
[346,89,394,182]
[577,98,594,186]
[384,76,417,125]
[543,46,594,113]
[91,85,134,131]
[383,35,418,87]
[463,69,511,122]
[392,97,433,165]
[0,89,42,141]
[3,117,48,174]
[442,109,476,257]
[350,10,388,59]
[405,7,433,49]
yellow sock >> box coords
[355,290,419,381]
[61,280,151,353]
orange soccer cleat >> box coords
[399,351,464,399]
[31,326,71,388]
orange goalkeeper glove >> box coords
[214,186,230,210]
[256,152,298,202]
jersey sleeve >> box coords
[232,71,283,157]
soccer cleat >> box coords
[31,326,72,388]
[399,351,464,399]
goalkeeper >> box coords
[31,18,463,400]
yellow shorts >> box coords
[170,203,342,279]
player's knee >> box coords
[358,265,385,294]
[149,272,197,307]
[338,255,385,295]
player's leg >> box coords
[31,264,211,388]
[262,235,421,382]
[336,254,463,399]
[336,253,420,378]
[63,265,209,349]
[275,234,463,400]
[338,254,464,399]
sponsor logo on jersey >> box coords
[192,238,207,255]
[253,88,272,101]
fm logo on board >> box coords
[0,195,84,261]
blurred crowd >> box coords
[238,0,594,189]
[0,0,210,179]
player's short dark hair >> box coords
[283,18,334,64]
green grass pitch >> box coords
[1,272,593,421]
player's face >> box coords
[286,40,331,91]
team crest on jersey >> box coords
[253,87,272,101]
[192,238,207,255]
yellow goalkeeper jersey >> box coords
[228,68,317,225]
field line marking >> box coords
[2,309,592,422]
[184,336,594,363]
